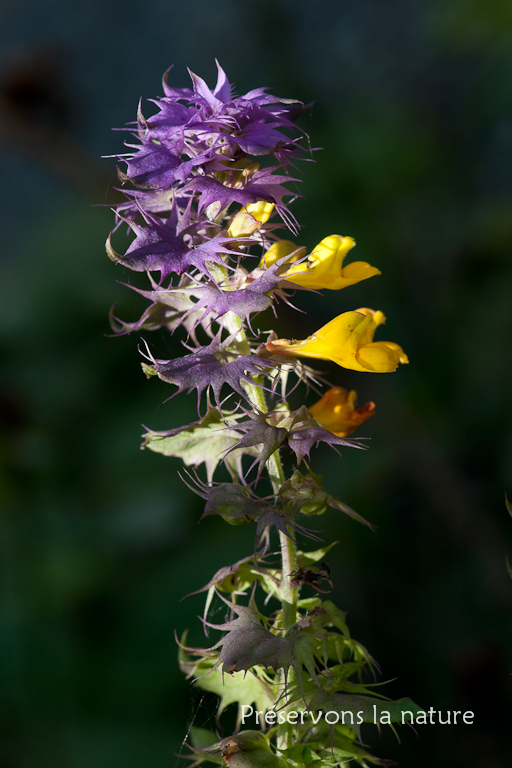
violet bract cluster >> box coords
[106,63,417,768]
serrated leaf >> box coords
[142,405,245,482]
[305,691,423,739]
[281,734,382,768]
[321,661,375,690]
[190,594,324,701]
[187,657,274,727]
[296,597,323,611]
[205,598,294,675]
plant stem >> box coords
[223,311,297,749]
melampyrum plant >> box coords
[106,62,420,767]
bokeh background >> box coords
[1,2,511,767]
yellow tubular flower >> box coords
[308,387,375,437]
[228,201,275,237]
[245,201,275,223]
[265,308,409,373]
[281,234,381,290]
[259,240,307,268]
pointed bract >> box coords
[141,340,278,410]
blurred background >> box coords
[1,1,511,766]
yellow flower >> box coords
[228,201,275,237]
[265,308,409,373]
[280,234,381,290]
[245,201,275,223]
[259,240,307,268]
[308,387,375,437]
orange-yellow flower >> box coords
[261,234,381,289]
[308,387,375,437]
[265,308,409,373]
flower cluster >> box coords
[107,63,416,768]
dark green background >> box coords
[1,2,511,766]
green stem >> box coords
[223,310,297,749]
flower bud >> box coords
[308,387,375,437]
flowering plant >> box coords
[106,62,417,767]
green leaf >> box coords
[281,734,382,768]
[190,728,220,750]
[319,662,376,691]
[179,634,275,729]
[142,405,247,481]
[191,659,274,726]
[305,691,423,738]
[296,543,338,569]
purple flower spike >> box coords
[107,62,309,350]
[113,62,306,229]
